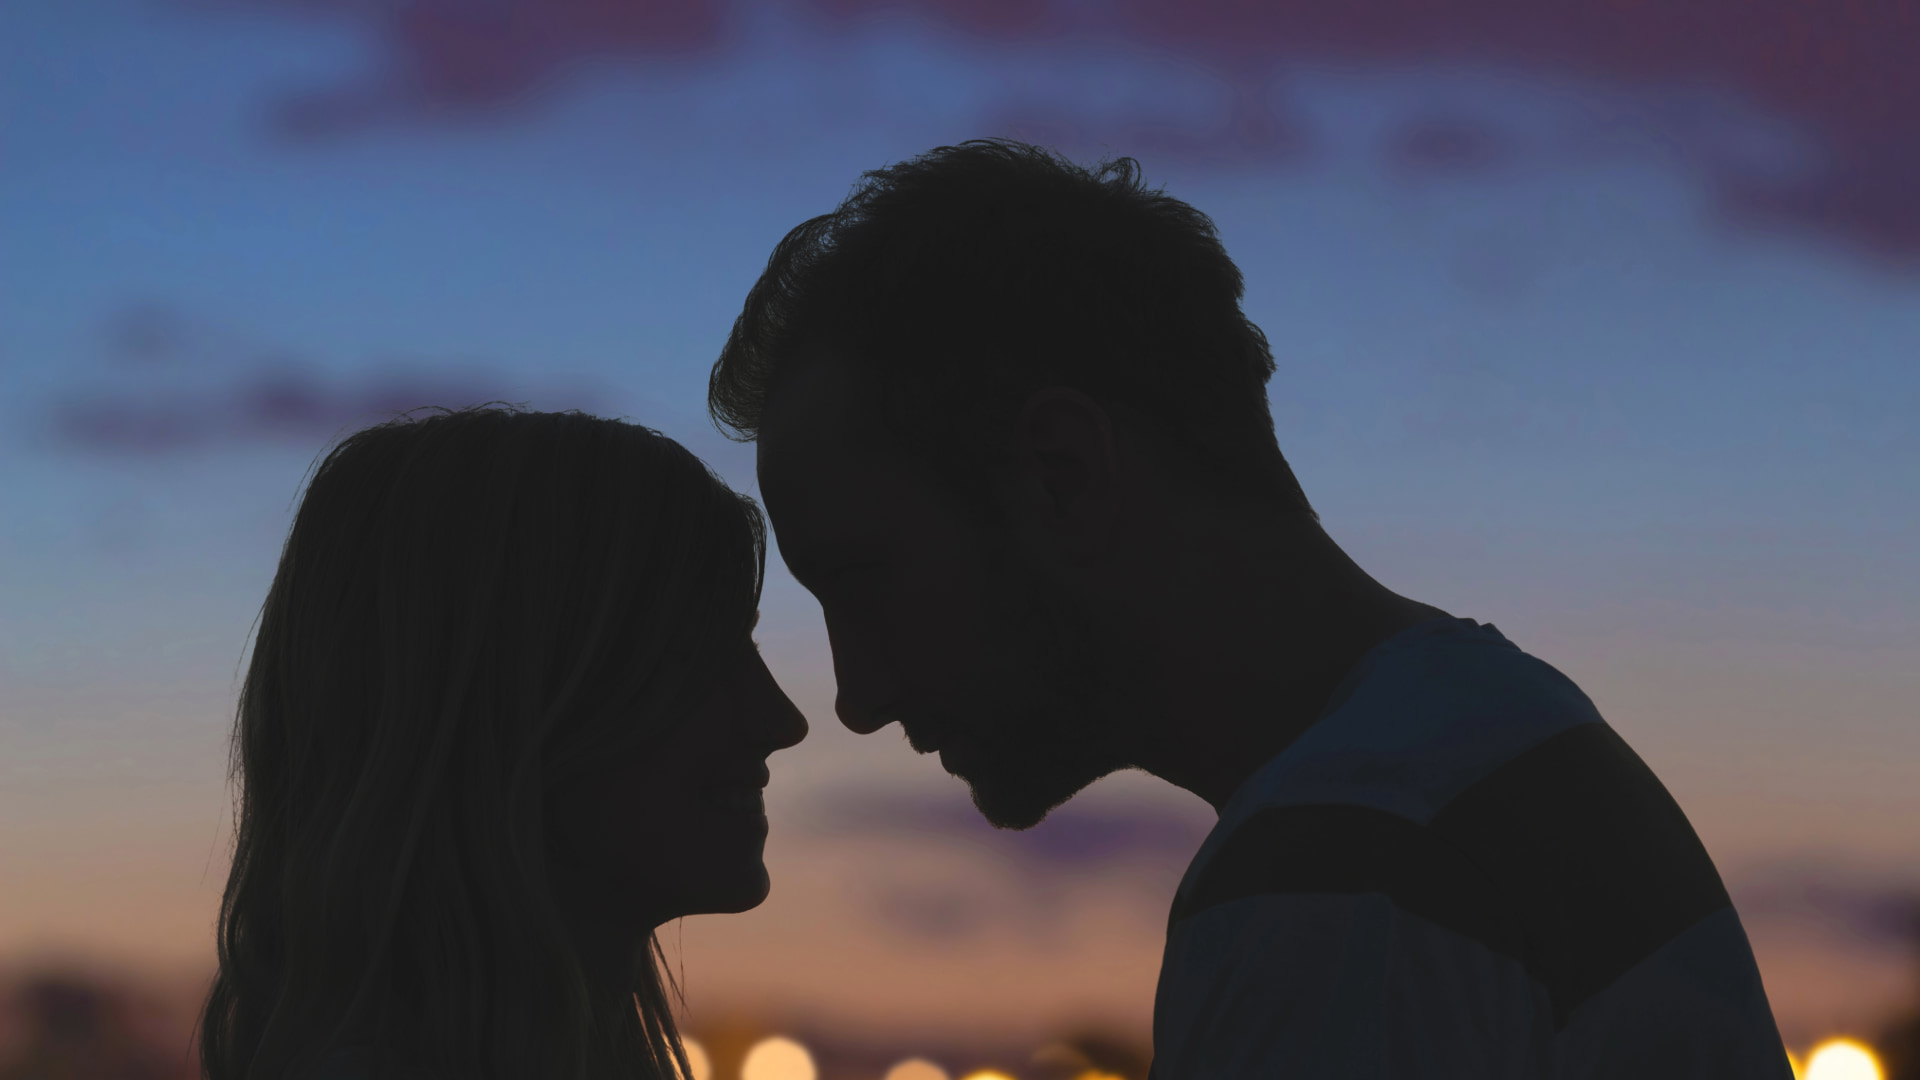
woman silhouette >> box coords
[197,406,807,1080]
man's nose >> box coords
[834,695,892,735]
[821,615,895,734]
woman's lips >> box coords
[706,785,766,815]
[704,760,771,816]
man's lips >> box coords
[933,737,983,779]
[906,722,952,757]
[898,714,979,777]
[899,716,943,755]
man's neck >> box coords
[1120,522,1449,813]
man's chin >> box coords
[960,764,1111,831]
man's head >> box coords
[711,139,1315,828]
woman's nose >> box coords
[747,653,808,751]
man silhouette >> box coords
[713,138,1793,1078]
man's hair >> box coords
[710,137,1315,517]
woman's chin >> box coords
[667,864,772,920]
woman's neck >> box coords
[562,912,648,999]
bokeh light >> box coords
[958,1071,1019,1080]
[682,1037,713,1080]
[741,1036,817,1080]
[884,1059,951,1080]
[1803,1038,1884,1080]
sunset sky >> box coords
[3,0,1917,1054]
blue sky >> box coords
[3,0,1918,1045]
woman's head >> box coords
[200,405,805,1080]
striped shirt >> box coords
[1150,617,1792,1079]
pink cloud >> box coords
[807,0,1066,40]
[185,0,1920,265]
[1102,0,1920,263]
[177,0,733,138]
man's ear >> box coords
[1005,387,1119,564]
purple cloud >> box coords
[47,363,590,456]
[40,303,607,457]
[0,968,198,1078]
[181,0,1920,268]
[814,787,1213,870]
[102,302,192,366]
[175,0,732,139]
[1388,115,1512,177]
[1730,860,1920,950]
[816,787,1210,944]
[868,882,999,943]
[986,85,1313,172]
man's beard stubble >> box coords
[946,552,1139,831]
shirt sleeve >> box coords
[1547,906,1798,1080]
[1152,892,1545,1080]
[1151,895,1798,1080]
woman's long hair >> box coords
[198,406,766,1080]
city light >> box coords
[1803,1038,1884,1080]
[741,1036,818,1080]
[682,1037,713,1080]
[883,1059,951,1080]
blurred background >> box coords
[2,1,1917,1077]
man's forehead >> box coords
[756,354,933,563]
[759,349,863,454]
[757,356,890,524]
[757,348,904,482]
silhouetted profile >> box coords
[198,406,806,1080]
[713,138,1792,1077]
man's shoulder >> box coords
[1428,718,1731,1025]
[1178,622,1738,1016]
[1153,623,1783,1075]
[1177,719,1734,1027]
[1241,619,1607,823]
